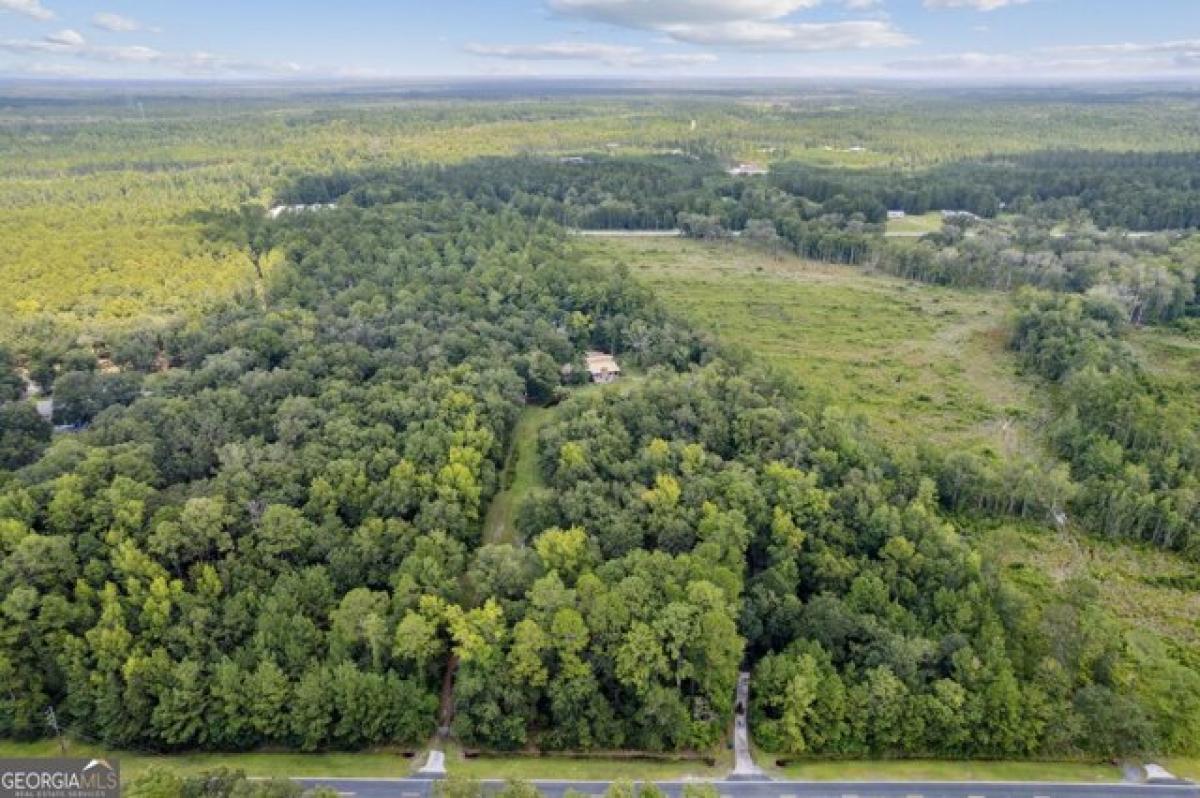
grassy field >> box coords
[483,406,554,545]
[0,738,729,783]
[886,211,945,235]
[768,758,1120,783]
[1130,326,1200,418]
[0,739,421,781]
[597,232,1200,699]
[980,523,1200,651]
[1165,759,1200,781]
[588,236,1037,451]
[0,737,1130,784]
[443,743,730,781]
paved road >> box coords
[295,778,1199,798]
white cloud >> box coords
[889,39,1200,77]
[92,12,159,33]
[0,34,162,62]
[1049,39,1200,71]
[466,40,718,69]
[0,29,79,54]
[923,0,1031,10]
[1048,39,1200,56]
[23,61,87,76]
[44,28,84,47]
[95,45,163,63]
[465,41,642,60]
[545,0,912,52]
[0,0,54,20]
[663,19,913,49]
[888,51,1017,70]
[630,52,720,65]
[0,32,300,74]
[181,51,301,73]
[547,0,822,28]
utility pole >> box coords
[45,706,66,754]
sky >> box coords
[0,0,1198,82]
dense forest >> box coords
[878,221,1199,324]
[1010,292,1200,555]
[0,202,706,750]
[4,167,1200,759]
[280,154,1200,323]
[4,90,1200,764]
[517,368,1200,758]
[288,150,1200,234]
[7,87,1200,340]
[771,152,1200,230]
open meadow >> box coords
[587,235,1038,451]
[593,233,1200,749]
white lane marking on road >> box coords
[402,792,421,798]
[780,793,797,798]
[842,793,859,798]
[906,793,924,798]
[336,793,355,797]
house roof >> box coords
[584,351,620,374]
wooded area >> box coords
[2,88,1200,763]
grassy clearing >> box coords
[886,211,944,235]
[979,524,1200,650]
[1165,759,1200,781]
[0,739,420,781]
[443,742,730,781]
[589,236,1036,451]
[483,406,555,545]
[1130,326,1200,418]
[482,376,650,545]
[768,758,1119,783]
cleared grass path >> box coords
[885,211,945,236]
[483,405,555,545]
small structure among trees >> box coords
[584,351,621,384]
[727,162,769,177]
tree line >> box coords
[772,151,1200,230]
[1008,291,1200,555]
[4,157,1200,760]
[515,366,1199,758]
[0,202,706,750]
[277,154,1200,323]
[872,219,1198,325]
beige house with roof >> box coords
[584,351,621,384]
